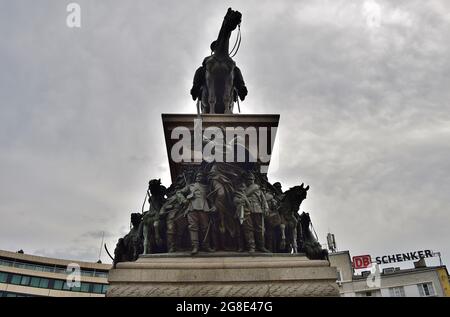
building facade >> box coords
[0,249,111,297]
[329,251,450,297]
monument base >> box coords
[107,252,340,297]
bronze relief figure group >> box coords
[112,162,327,267]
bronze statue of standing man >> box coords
[178,172,215,255]
[238,172,270,253]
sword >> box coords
[202,218,213,244]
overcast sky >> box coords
[0,0,449,267]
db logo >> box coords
[353,255,372,269]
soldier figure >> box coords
[240,172,270,253]
[190,40,248,112]
[159,191,187,253]
[178,172,215,255]
[126,213,144,259]
[233,182,250,252]
[273,182,284,202]
[263,188,282,252]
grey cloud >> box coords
[82,230,114,240]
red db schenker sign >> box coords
[353,255,372,269]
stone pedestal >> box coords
[107,252,340,297]
[161,113,280,181]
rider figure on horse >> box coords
[190,8,248,114]
[190,41,248,108]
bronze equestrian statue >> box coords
[278,184,309,253]
[109,8,330,266]
[190,8,248,114]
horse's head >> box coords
[148,178,165,196]
[223,8,242,32]
[286,183,309,206]
[130,213,142,228]
[299,183,309,201]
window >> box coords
[39,278,49,288]
[95,271,108,278]
[418,283,435,297]
[30,277,40,287]
[42,266,54,273]
[389,287,405,297]
[71,284,82,292]
[81,270,94,277]
[81,283,90,293]
[63,281,71,291]
[25,263,36,271]
[0,270,105,294]
[15,262,26,269]
[0,272,7,283]
[0,259,13,267]
[54,267,66,274]
[53,280,63,290]
[11,274,22,285]
[92,283,103,294]
[20,275,30,286]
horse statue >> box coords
[141,179,167,254]
[277,183,309,253]
[298,212,328,260]
[190,8,248,114]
